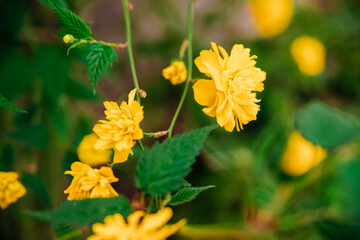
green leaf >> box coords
[22,174,52,208]
[0,94,27,113]
[49,0,91,39]
[65,78,97,100]
[8,124,49,148]
[296,101,360,148]
[26,197,132,226]
[136,125,217,196]
[87,43,118,94]
[168,186,215,206]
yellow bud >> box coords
[291,36,326,76]
[162,61,187,85]
[63,34,76,44]
[280,131,327,176]
[249,0,294,38]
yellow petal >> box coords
[192,80,217,107]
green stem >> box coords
[121,0,141,104]
[121,0,144,151]
[168,0,193,138]
[145,196,155,215]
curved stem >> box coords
[168,0,193,138]
[121,0,141,104]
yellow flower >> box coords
[64,161,119,200]
[93,89,144,163]
[88,207,186,240]
[193,42,266,132]
[291,36,326,76]
[162,61,188,85]
[77,134,112,167]
[249,0,294,38]
[280,131,327,176]
[0,172,26,209]
[63,34,76,44]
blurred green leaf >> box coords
[8,124,49,148]
[136,125,217,196]
[169,186,215,206]
[0,144,14,172]
[65,78,97,100]
[22,174,52,208]
[0,94,27,113]
[296,101,360,148]
[38,0,67,8]
[49,0,91,39]
[87,43,118,94]
[26,196,132,226]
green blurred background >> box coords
[0,0,359,239]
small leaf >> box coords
[296,101,360,148]
[26,196,132,226]
[136,125,217,196]
[87,44,118,94]
[0,94,27,113]
[168,186,215,206]
[49,0,91,39]
[22,174,52,208]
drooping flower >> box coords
[249,0,294,38]
[291,36,326,76]
[64,161,119,200]
[88,207,186,240]
[193,42,266,132]
[0,172,26,209]
[162,61,188,85]
[93,89,144,163]
[77,134,112,167]
[280,131,327,176]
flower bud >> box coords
[63,34,76,44]
[162,61,187,85]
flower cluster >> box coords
[64,162,119,200]
[93,89,144,163]
[0,172,26,209]
[77,134,112,166]
[280,131,327,176]
[193,42,266,132]
[162,61,188,85]
[88,207,186,240]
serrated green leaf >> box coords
[22,174,52,208]
[169,185,215,206]
[296,101,360,148]
[136,125,217,196]
[87,43,118,93]
[26,197,132,226]
[50,0,91,39]
[0,94,27,113]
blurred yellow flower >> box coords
[77,134,112,167]
[280,131,327,176]
[249,0,294,38]
[88,207,186,240]
[193,42,266,132]
[0,172,26,209]
[291,36,326,76]
[93,89,144,163]
[64,161,119,200]
[162,61,188,85]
